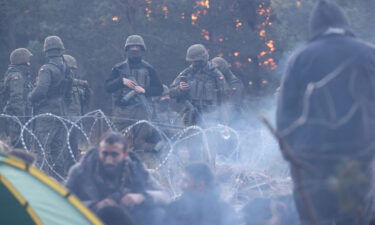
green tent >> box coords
[0,152,103,225]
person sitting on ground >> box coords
[65,132,170,225]
[164,162,238,225]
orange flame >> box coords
[201,29,210,40]
[234,61,242,68]
[259,29,266,38]
[266,40,275,52]
[162,6,169,18]
[235,19,243,28]
[233,52,239,57]
[256,2,278,70]
[191,12,198,25]
[196,0,210,9]
[262,58,277,70]
[258,51,267,57]
[112,16,119,22]
[145,8,152,20]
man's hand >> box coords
[120,193,145,207]
[94,198,117,211]
[123,78,137,89]
[179,82,190,91]
[134,86,146,94]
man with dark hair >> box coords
[66,132,169,225]
[165,162,237,225]
[276,1,375,224]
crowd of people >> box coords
[2,0,375,224]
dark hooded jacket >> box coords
[29,55,69,115]
[65,148,163,209]
[276,0,375,161]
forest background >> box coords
[1,0,374,112]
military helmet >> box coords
[124,35,146,51]
[43,35,65,52]
[63,54,78,69]
[211,57,230,72]
[186,44,209,62]
[10,48,33,65]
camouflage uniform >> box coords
[211,57,244,124]
[63,54,91,162]
[2,48,34,148]
[63,54,90,118]
[169,44,226,127]
[29,36,72,180]
[105,35,163,165]
[169,45,226,166]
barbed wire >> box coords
[0,110,287,200]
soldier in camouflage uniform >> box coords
[29,36,72,180]
[105,35,163,165]
[63,54,91,161]
[169,44,227,127]
[211,57,245,125]
[63,54,90,118]
[2,48,34,148]
[169,44,227,166]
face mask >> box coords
[125,49,144,64]
[192,61,207,70]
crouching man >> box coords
[66,132,170,225]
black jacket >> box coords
[105,60,163,106]
[276,1,375,160]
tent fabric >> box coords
[0,175,42,224]
[0,153,103,225]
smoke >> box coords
[0,95,298,223]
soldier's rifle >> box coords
[120,68,153,121]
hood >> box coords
[309,0,353,40]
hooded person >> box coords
[66,132,170,225]
[276,1,375,224]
